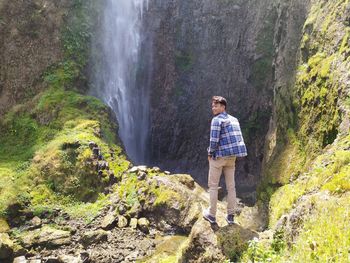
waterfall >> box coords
[91,0,150,164]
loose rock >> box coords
[130,218,138,229]
[137,218,150,234]
[101,214,117,230]
[117,216,128,228]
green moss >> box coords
[269,135,350,226]
[153,185,183,208]
[118,173,139,207]
[277,193,350,262]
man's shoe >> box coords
[203,209,216,224]
[226,214,234,225]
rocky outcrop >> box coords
[143,0,275,200]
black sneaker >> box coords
[226,214,234,225]
[203,208,216,224]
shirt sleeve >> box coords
[207,118,221,155]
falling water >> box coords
[91,0,150,164]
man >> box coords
[203,96,247,225]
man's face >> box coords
[211,102,225,115]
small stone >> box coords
[117,216,128,228]
[137,171,147,181]
[30,216,41,228]
[125,251,138,261]
[129,165,147,173]
[130,218,138,229]
[118,205,126,215]
[164,171,171,175]
[101,214,117,230]
[0,218,10,233]
[152,166,161,172]
[137,218,150,234]
[81,230,108,247]
[92,147,100,156]
[88,141,97,149]
[58,254,82,263]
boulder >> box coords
[0,233,14,259]
[182,218,258,262]
[81,229,108,247]
[21,226,71,248]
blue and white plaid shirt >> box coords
[207,111,247,159]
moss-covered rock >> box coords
[0,233,14,260]
[19,226,71,249]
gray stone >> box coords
[130,218,138,229]
[30,216,41,228]
[81,229,108,247]
[129,165,147,173]
[117,216,128,228]
[152,166,161,172]
[137,218,150,234]
[101,214,117,230]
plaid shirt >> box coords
[207,111,247,159]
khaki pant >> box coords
[208,156,237,217]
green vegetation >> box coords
[0,87,129,218]
[0,0,129,222]
[117,170,184,213]
[252,0,350,261]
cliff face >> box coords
[0,0,69,114]
[144,0,311,203]
[144,0,277,201]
